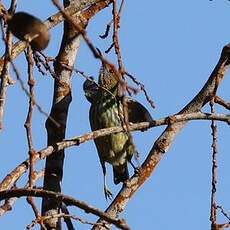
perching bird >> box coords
[83,63,153,199]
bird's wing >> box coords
[126,97,153,123]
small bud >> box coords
[8,12,50,51]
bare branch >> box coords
[24,46,40,222]
[0,17,13,130]
[214,95,230,111]
[99,0,124,39]
[216,205,230,221]
[0,0,111,75]
[0,188,131,230]
[210,99,218,229]
[93,42,230,229]
[42,1,112,228]
[10,61,60,127]
[52,0,137,95]
[0,170,44,216]
[0,111,229,192]
[27,213,109,230]
[125,71,155,109]
[60,203,74,230]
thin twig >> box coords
[24,47,36,188]
[27,212,110,230]
[111,0,129,137]
[0,16,13,131]
[125,71,155,109]
[99,0,124,39]
[24,46,40,221]
[105,42,114,53]
[112,0,124,99]
[60,60,137,97]
[99,23,112,39]
[61,203,75,230]
[32,52,47,76]
[8,0,17,15]
[216,205,230,221]
[33,51,64,84]
[210,98,218,229]
[0,169,44,216]
[214,95,230,111]
[112,0,123,74]
[10,61,60,128]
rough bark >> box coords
[41,0,82,228]
[41,1,111,229]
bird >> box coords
[83,63,153,199]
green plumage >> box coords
[89,88,133,185]
[83,64,153,199]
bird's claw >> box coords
[128,159,140,175]
[104,185,113,200]
[134,166,140,175]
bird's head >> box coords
[83,77,100,103]
[98,63,118,95]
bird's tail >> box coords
[113,163,129,185]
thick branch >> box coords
[41,1,111,229]
[0,188,130,230]
[41,0,82,228]
[93,43,230,229]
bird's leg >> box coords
[101,161,113,200]
[104,174,113,200]
[128,158,140,175]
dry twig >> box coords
[125,71,155,109]
[214,95,230,111]
[10,61,60,127]
[216,205,230,221]
[0,170,44,216]
[60,203,74,230]
[24,46,40,222]
[27,212,110,230]
[0,15,13,130]
[99,0,124,39]
[210,98,218,229]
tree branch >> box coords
[41,1,112,229]
[0,188,130,230]
[0,0,111,77]
[0,111,229,193]
[0,19,13,130]
[92,43,230,229]
[0,169,44,216]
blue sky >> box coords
[1,1,230,229]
